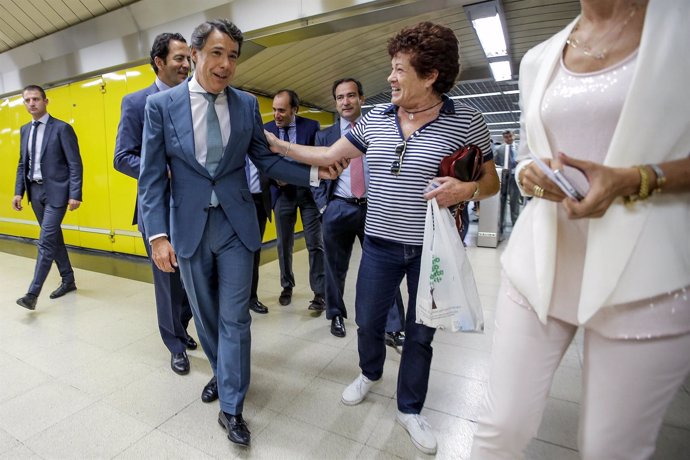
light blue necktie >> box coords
[203,93,223,206]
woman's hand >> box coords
[424,176,475,207]
[558,152,637,219]
[318,158,349,180]
[263,130,282,154]
[517,158,567,202]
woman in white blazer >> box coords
[471,1,690,458]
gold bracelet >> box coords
[647,163,666,194]
[623,165,650,206]
[471,182,480,200]
[285,142,292,157]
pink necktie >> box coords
[348,122,365,198]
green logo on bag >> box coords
[430,256,444,285]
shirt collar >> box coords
[188,73,225,98]
[34,113,50,125]
[339,115,361,130]
[155,77,172,92]
[383,94,455,115]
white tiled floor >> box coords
[1,228,688,459]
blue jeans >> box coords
[355,235,436,414]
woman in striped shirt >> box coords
[266,21,499,455]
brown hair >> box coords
[387,22,459,95]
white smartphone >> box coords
[528,153,587,201]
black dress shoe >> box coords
[308,293,326,312]
[183,335,197,350]
[218,411,250,446]
[249,299,268,314]
[201,376,218,403]
[278,288,292,306]
[49,281,77,299]
[330,315,346,338]
[16,293,38,310]
[171,351,190,375]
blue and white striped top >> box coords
[345,96,492,245]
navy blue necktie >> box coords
[29,121,41,180]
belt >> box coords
[30,179,44,185]
[333,196,367,206]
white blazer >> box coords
[502,0,690,324]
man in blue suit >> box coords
[13,85,83,311]
[114,33,198,377]
[313,78,405,347]
[138,19,337,447]
[264,90,326,311]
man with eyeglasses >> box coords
[313,78,405,347]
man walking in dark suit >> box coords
[138,19,337,447]
[313,78,405,346]
[264,90,326,312]
[13,85,83,311]
[494,130,522,226]
[114,33,198,378]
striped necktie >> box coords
[348,122,365,198]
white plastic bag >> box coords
[416,198,484,332]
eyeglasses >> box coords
[390,141,407,176]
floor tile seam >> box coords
[53,362,160,402]
[275,409,372,448]
[429,366,487,384]
[532,437,579,453]
[21,398,104,446]
[104,425,157,460]
[422,405,479,424]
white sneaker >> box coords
[397,411,438,455]
[341,373,378,406]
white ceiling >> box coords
[0,0,581,134]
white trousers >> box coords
[471,282,690,460]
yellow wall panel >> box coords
[0,64,333,256]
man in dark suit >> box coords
[246,159,271,315]
[264,90,325,311]
[313,78,405,346]
[13,85,83,311]
[494,130,522,226]
[138,19,337,447]
[113,33,198,377]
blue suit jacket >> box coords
[264,115,320,206]
[113,82,159,230]
[138,81,312,258]
[15,115,83,207]
[312,122,342,212]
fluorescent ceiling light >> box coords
[502,89,520,94]
[472,14,507,58]
[487,121,519,126]
[490,60,512,81]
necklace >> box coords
[401,99,443,120]
[566,3,640,60]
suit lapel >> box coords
[39,116,55,159]
[217,86,243,172]
[168,83,208,177]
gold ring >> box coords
[533,184,544,198]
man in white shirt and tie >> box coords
[494,130,522,226]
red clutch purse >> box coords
[437,144,484,234]
[438,144,483,182]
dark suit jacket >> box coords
[312,122,342,212]
[139,81,313,258]
[264,115,320,205]
[113,82,159,231]
[15,115,83,207]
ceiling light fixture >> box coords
[464,1,513,82]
